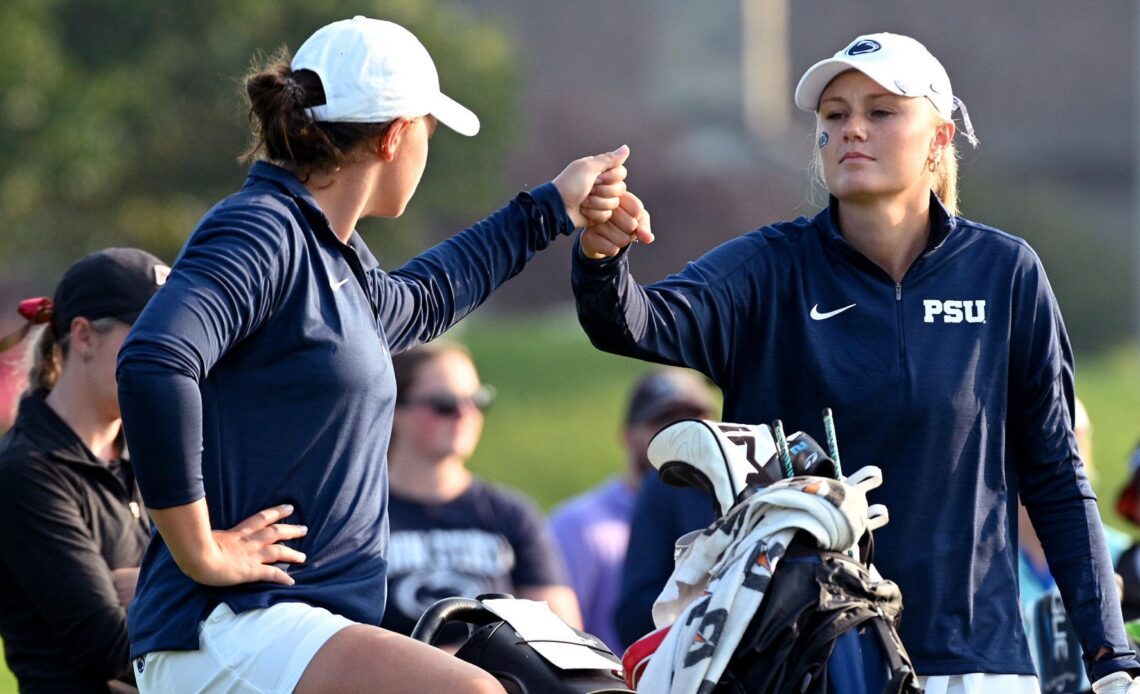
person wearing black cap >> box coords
[548,368,716,655]
[0,247,169,692]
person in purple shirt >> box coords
[115,16,643,694]
[548,368,716,654]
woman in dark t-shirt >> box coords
[384,343,578,643]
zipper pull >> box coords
[895,283,902,301]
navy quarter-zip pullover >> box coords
[572,194,1139,681]
[118,162,573,658]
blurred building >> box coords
[453,0,1134,350]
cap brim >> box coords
[431,93,480,137]
[794,58,902,112]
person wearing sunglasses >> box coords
[382,343,581,645]
[547,367,717,655]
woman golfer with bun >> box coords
[116,16,641,693]
[573,33,1140,693]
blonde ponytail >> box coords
[932,140,960,217]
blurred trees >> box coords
[0,0,516,277]
[1,0,1131,354]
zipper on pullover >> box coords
[895,282,906,362]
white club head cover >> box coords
[647,419,777,517]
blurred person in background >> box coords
[572,31,1140,692]
[547,368,716,654]
[383,343,580,644]
[0,248,167,693]
[0,356,27,434]
[115,16,636,694]
[0,335,28,434]
[1111,443,1140,624]
[1019,397,1133,692]
[613,458,713,652]
[1020,397,1131,607]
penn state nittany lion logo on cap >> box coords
[846,39,881,56]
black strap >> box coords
[859,529,875,567]
[868,616,921,693]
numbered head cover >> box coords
[647,420,778,517]
[648,420,848,518]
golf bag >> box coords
[1023,589,1088,693]
[411,594,633,694]
[624,418,922,693]
[709,531,917,693]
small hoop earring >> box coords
[926,157,938,173]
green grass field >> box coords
[1,312,1138,689]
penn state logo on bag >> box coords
[846,39,881,56]
[922,299,986,324]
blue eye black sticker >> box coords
[818,132,829,148]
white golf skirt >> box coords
[134,601,354,693]
[919,673,1040,693]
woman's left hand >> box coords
[553,145,630,228]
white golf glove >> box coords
[1092,671,1140,694]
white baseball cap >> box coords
[795,33,977,146]
[291,16,480,137]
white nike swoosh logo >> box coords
[810,303,856,320]
[331,277,351,291]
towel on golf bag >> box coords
[638,467,888,693]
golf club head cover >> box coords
[783,431,839,479]
[736,431,839,502]
[647,419,777,518]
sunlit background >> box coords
[3,1,1135,347]
[1,3,1138,685]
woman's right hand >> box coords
[150,500,308,588]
